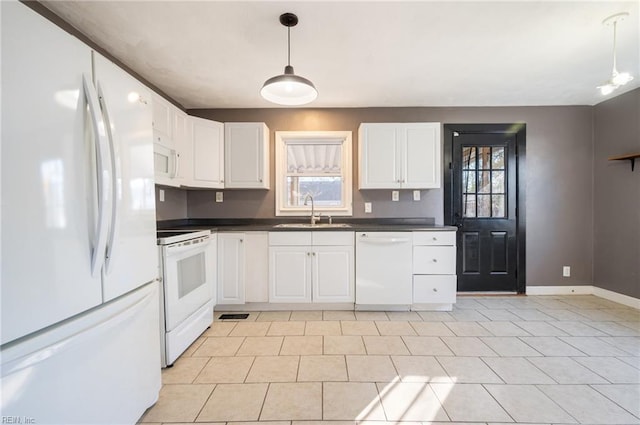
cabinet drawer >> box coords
[413,275,456,304]
[269,231,312,246]
[413,231,456,246]
[413,246,456,274]
[313,231,354,246]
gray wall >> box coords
[593,88,640,299]
[184,106,594,288]
[155,186,188,221]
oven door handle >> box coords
[165,238,210,255]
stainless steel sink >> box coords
[274,223,352,229]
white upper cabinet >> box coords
[224,122,270,189]
[359,123,441,189]
[151,93,174,148]
[173,110,191,182]
[183,116,225,188]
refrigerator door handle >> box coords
[97,81,120,275]
[83,74,111,277]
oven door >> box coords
[162,236,213,331]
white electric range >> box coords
[157,229,216,367]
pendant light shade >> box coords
[598,12,634,96]
[261,13,317,106]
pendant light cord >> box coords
[612,21,618,73]
[287,25,291,67]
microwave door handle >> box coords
[83,74,112,277]
[97,81,120,274]
[172,150,180,179]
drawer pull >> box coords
[433,288,438,292]
[432,259,438,262]
[432,237,437,241]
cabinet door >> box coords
[224,123,269,189]
[217,233,245,304]
[403,123,441,188]
[244,232,269,303]
[189,116,224,188]
[269,247,312,303]
[151,93,173,147]
[312,246,354,303]
[174,110,191,183]
[359,124,401,189]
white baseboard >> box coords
[526,285,593,296]
[527,285,639,309]
[593,287,640,310]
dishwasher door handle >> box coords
[359,235,411,244]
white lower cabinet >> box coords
[269,232,354,304]
[217,233,244,304]
[244,233,269,303]
[269,246,312,302]
[412,231,457,310]
[313,246,354,302]
[217,232,268,305]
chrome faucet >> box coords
[303,194,319,225]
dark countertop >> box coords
[157,218,457,233]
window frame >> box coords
[275,131,353,217]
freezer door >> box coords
[93,53,159,301]
[0,2,103,344]
[0,282,162,424]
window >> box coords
[462,146,506,218]
[275,131,352,216]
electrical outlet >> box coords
[392,191,399,201]
[364,202,372,213]
[215,192,223,203]
[159,189,165,202]
[563,266,571,277]
[413,190,421,201]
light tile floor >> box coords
[139,295,640,425]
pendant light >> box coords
[598,12,634,96]
[261,13,318,106]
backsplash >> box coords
[155,186,187,221]
[186,187,444,222]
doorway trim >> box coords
[443,123,527,294]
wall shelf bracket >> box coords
[608,153,640,171]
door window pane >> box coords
[463,171,476,192]
[463,147,476,169]
[491,171,505,193]
[477,195,491,217]
[492,195,505,218]
[463,194,476,217]
[478,147,491,170]
[492,147,504,169]
[478,171,491,193]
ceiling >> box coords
[42,1,640,109]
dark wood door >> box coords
[444,124,526,293]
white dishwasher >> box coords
[355,232,413,308]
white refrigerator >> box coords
[1,2,161,424]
